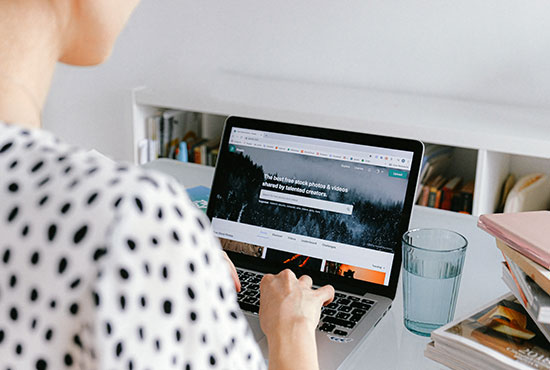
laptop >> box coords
[206,116,424,369]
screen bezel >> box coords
[207,116,424,299]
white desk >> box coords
[143,159,509,370]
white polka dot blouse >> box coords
[0,122,266,370]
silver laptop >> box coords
[206,116,424,369]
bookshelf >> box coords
[129,76,550,217]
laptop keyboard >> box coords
[236,270,262,314]
[236,269,375,337]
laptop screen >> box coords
[208,117,422,295]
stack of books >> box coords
[141,110,221,166]
[415,144,474,214]
[425,211,550,369]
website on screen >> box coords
[210,127,413,286]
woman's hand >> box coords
[222,251,241,292]
[259,269,334,335]
[259,269,334,370]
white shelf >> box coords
[130,76,550,217]
[135,74,550,158]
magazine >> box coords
[429,293,550,370]
[426,341,522,370]
[497,239,550,296]
[185,185,210,213]
[502,262,550,342]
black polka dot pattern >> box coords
[0,122,265,370]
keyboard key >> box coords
[323,308,337,317]
[349,296,360,301]
[323,317,356,329]
[351,301,371,310]
[362,298,375,305]
[243,296,257,304]
[336,298,351,306]
[333,329,348,336]
[352,309,366,316]
[340,305,353,313]
[335,293,345,299]
[336,312,351,320]
[319,323,335,333]
[349,314,363,323]
[238,301,259,314]
[326,302,339,310]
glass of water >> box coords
[402,228,468,336]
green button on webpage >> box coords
[389,169,408,179]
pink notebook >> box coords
[478,211,550,269]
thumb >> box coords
[315,284,335,306]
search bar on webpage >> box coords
[259,189,354,215]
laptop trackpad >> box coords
[245,314,265,341]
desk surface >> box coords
[143,159,508,370]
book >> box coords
[427,293,550,370]
[193,138,220,165]
[496,239,550,297]
[478,211,550,269]
[185,185,210,213]
[418,183,431,206]
[496,174,516,213]
[162,110,188,158]
[151,110,206,160]
[454,181,474,214]
[418,174,444,207]
[428,175,447,208]
[502,253,529,306]
[502,262,550,339]
[504,173,550,213]
[419,144,454,183]
[440,176,462,210]
[190,138,207,164]
[145,113,161,161]
[208,148,219,167]
[416,144,453,204]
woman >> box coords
[0,1,334,370]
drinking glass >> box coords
[402,228,468,336]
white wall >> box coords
[43,1,194,161]
[43,0,550,162]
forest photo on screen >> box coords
[210,145,409,252]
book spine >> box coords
[502,265,550,342]
[428,188,437,207]
[193,146,201,164]
[440,188,453,210]
[210,149,218,167]
[434,189,443,208]
[418,185,430,206]
[200,144,207,165]
[502,253,528,306]
[496,239,550,296]
[166,116,173,157]
[483,221,550,270]
[458,192,473,214]
[145,116,159,162]
[159,117,165,158]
